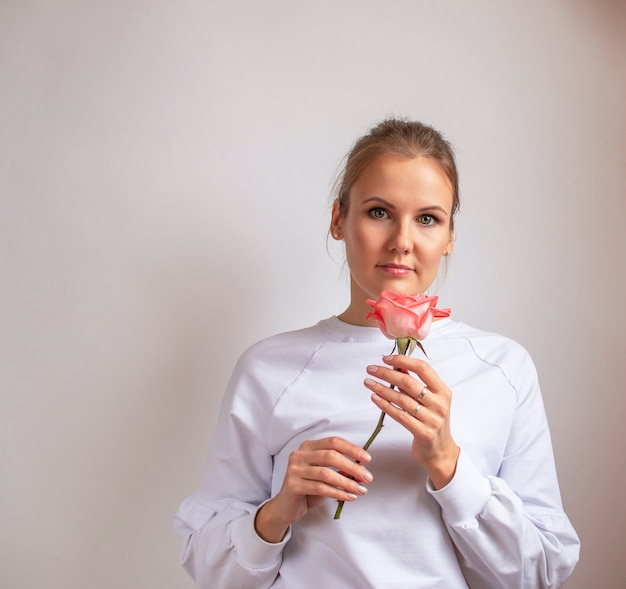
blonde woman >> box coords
[175,119,579,588]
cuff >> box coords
[230,500,292,570]
[427,449,492,525]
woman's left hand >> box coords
[364,354,460,490]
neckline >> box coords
[320,315,455,343]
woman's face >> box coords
[331,155,454,324]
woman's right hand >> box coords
[254,437,373,543]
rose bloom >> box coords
[366,290,451,341]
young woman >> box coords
[174,119,580,588]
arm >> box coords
[174,350,373,589]
[366,352,579,588]
[254,437,372,543]
[173,391,285,589]
[175,435,372,589]
[431,348,580,588]
[429,448,579,589]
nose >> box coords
[389,219,412,254]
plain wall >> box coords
[1,1,625,587]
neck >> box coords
[337,308,377,327]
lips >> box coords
[377,263,414,276]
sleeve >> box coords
[427,350,580,589]
[173,351,290,589]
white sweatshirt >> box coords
[174,316,579,588]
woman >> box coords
[174,119,580,588]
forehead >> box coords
[351,156,454,205]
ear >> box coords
[443,232,454,256]
[330,200,343,240]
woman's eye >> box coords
[417,214,436,226]
[369,207,388,219]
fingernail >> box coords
[356,485,368,495]
[362,470,373,483]
[364,378,377,387]
[346,493,358,501]
[382,355,393,361]
[360,451,372,462]
[367,365,378,374]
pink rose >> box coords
[334,291,452,519]
[366,290,451,341]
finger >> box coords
[365,369,451,426]
[305,465,370,497]
[283,466,364,503]
[368,388,426,431]
[290,443,373,485]
[310,448,374,483]
[300,436,372,464]
[285,453,371,501]
[364,377,423,415]
[366,364,427,403]
[381,355,446,392]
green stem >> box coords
[334,411,386,519]
[362,410,386,452]
[334,337,416,520]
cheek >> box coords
[428,229,452,252]
[420,235,449,268]
[344,238,368,268]
[346,223,376,252]
[344,230,380,274]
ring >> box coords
[411,402,422,417]
[418,385,428,402]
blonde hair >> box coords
[334,118,460,230]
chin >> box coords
[381,282,425,296]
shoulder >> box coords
[435,320,539,388]
[240,320,332,365]
[227,320,334,401]
[447,321,530,360]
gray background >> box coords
[1,1,624,587]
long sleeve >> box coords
[174,330,326,589]
[428,343,580,588]
[174,317,580,588]
[174,353,284,588]
[174,496,289,589]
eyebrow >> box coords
[362,196,450,217]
